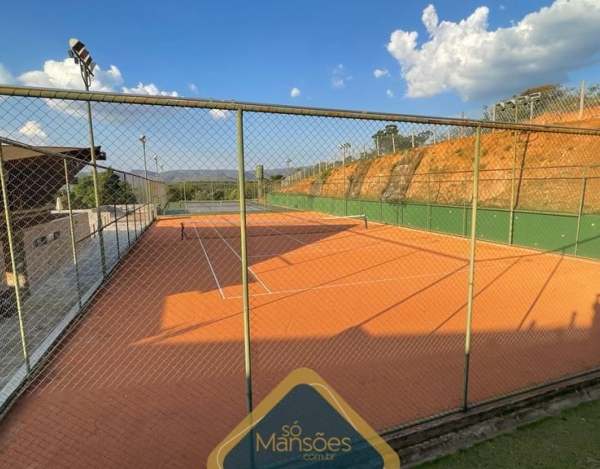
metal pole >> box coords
[462,126,481,411]
[183,181,187,209]
[237,109,253,415]
[343,146,347,215]
[427,172,432,230]
[529,100,534,122]
[0,145,30,374]
[508,131,518,245]
[141,138,151,227]
[123,173,131,249]
[84,72,107,278]
[575,166,587,257]
[579,80,586,120]
[492,105,496,123]
[392,134,396,153]
[463,171,468,236]
[114,203,120,259]
[63,158,82,308]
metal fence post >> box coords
[85,100,107,279]
[508,131,518,245]
[575,166,587,257]
[237,109,253,415]
[579,80,586,120]
[463,171,468,236]
[0,145,30,374]
[123,173,131,249]
[63,158,82,309]
[462,126,481,411]
[114,203,120,259]
[427,172,432,231]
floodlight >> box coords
[529,92,541,101]
[69,39,94,74]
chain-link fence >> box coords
[1,85,600,468]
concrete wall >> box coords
[22,213,90,292]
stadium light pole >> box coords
[68,38,106,278]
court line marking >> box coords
[223,255,517,300]
[209,225,273,294]
[257,224,325,252]
[192,225,226,299]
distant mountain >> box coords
[128,168,292,183]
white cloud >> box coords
[331,77,345,89]
[500,4,506,11]
[386,0,600,101]
[122,83,179,97]
[16,58,178,97]
[290,87,301,98]
[19,59,123,92]
[209,109,230,120]
[0,63,15,85]
[386,89,394,98]
[331,64,352,89]
[374,69,390,78]
[188,83,198,94]
[17,120,49,144]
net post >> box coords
[0,145,30,375]
[63,158,83,309]
[462,126,481,411]
[237,109,254,415]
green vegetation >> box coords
[371,124,432,156]
[420,398,600,469]
[61,170,137,209]
[166,180,274,202]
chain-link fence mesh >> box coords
[0,86,600,468]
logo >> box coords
[208,368,400,468]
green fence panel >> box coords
[576,214,600,259]
[313,197,326,213]
[347,200,363,216]
[465,208,511,243]
[330,198,345,216]
[430,205,463,236]
[361,200,381,222]
[382,202,399,225]
[512,211,578,254]
[403,204,429,230]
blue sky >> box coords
[1,0,600,172]
[1,0,599,118]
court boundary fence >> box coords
[1,84,600,447]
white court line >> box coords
[258,224,325,252]
[224,255,516,300]
[209,225,273,294]
[192,225,226,299]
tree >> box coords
[372,125,431,155]
[71,170,137,208]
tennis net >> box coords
[184,214,368,240]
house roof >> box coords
[0,145,106,162]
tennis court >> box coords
[1,208,599,468]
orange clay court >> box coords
[1,211,599,469]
